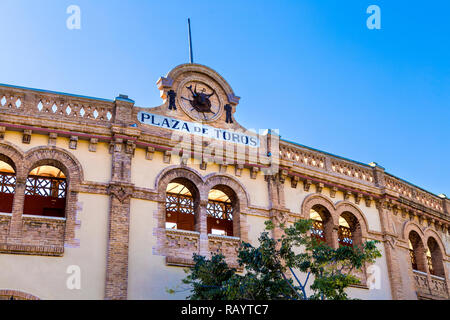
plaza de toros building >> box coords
[0,64,448,300]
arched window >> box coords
[427,237,445,277]
[0,159,16,214]
[338,216,353,248]
[309,205,333,245]
[165,179,198,231]
[408,231,426,272]
[207,186,235,236]
[24,165,67,218]
[409,240,418,271]
[337,212,362,248]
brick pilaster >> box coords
[104,96,136,300]
[376,201,405,300]
[7,176,26,243]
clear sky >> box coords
[0,0,448,196]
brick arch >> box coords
[0,141,26,177]
[335,201,370,239]
[205,173,250,209]
[301,194,336,247]
[424,228,447,257]
[0,289,40,300]
[426,235,446,278]
[155,166,205,202]
[301,193,336,220]
[23,146,83,247]
[24,146,84,184]
[405,224,427,273]
[402,221,425,242]
[204,173,250,240]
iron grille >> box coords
[427,256,435,275]
[165,192,194,215]
[25,175,66,198]
[0,172,16,194]
[410,249,418,271]
[311,220,325,243]
[206,200,233,220]
[338,226,353,247]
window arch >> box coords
[23,165,67,218]
[427,237,445,278]
[165,178,199,231]
[338,212,362,248]
[207,185,236,236]
[408,231,426,272]
[310,204,333,246]
[0,158,16,214]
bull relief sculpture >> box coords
[182,85,217,120]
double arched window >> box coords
[164,174,240,238]
[407,231,445,278]
[309,204,362,248]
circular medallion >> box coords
[177,80,223,123]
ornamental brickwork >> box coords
[0,63,448,300]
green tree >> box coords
[175,219,381,300]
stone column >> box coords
[197,199,209,258]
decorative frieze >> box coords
[250,167,259,179]
[315,182,324,194]
[48,132,57,146]
[234,164,243,176]
[290,175,299,189]
[344,190,352,201]
[22,129,32,144]
[89,138,99,152]
[304,179,312,192]
[200,160,207,170]
[69,136,78,150]
[365,196,373,208]
[355,193,363,205]
[125,140,135,155]
[145,147,155,160]
[163,150,171,164]
[330,186,338,198]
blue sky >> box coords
[0,0,448,196]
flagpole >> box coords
[188,18,194,64]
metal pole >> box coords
[188,18,194,64]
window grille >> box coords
[338,225,353,247]
[410,249,418,271]
[206,200,233,220]
[165,193,194,215]
[0,172,15,194]
[311,220,325,243]
[25,175,66,199]
[427,255,435,275]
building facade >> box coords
[0,64,448,300]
